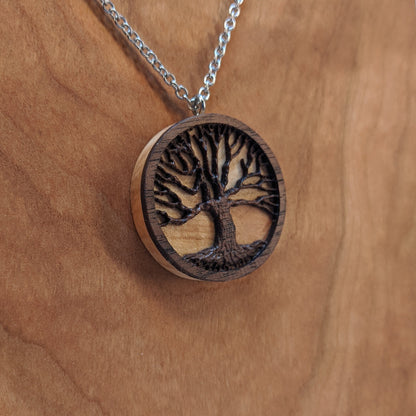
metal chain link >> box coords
[99,0,244,115]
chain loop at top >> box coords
[99,0,244,114]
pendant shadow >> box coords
[93,156,274,322]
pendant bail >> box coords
[188,94,206,116]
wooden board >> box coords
[1,0,415,414]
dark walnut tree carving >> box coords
[154,123,280,271]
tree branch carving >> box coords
[154,123,280,271]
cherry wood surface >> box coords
[1,0,415,415]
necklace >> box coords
[100,1,286,282]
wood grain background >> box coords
[1,0,415,415]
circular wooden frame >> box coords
[131,114,286,281]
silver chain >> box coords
[99,0,244,115]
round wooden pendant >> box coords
[131,114,286,282]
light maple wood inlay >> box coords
[0,0,415,414]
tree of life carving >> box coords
[154,123,280,271]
